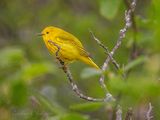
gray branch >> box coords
[146,102,153,120]
[125,108,133,120]
[99,0,137,92]
[48,40,114,102]
[116,105,122,120]
[89,30,120,70]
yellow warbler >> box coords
[39,26,99,69]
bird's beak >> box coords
[37,33,44,36]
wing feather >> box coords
[56,31,90,57]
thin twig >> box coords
[146,102,153,120]
[99,0,137,91]
[124,0,139,62]
[116,105,122,120]
[48,40,114,102]
[90,30,126,79]
[125,108,133,120]
[124,0,137,33]
[89,30,120,70]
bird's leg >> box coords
[48,40,61,59]
[48,40,67,71]
[48,40,60,56]
[55,58,63,68]
[57,58,67,71]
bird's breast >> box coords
[44,39,79,62]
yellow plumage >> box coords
[40,26,99,69]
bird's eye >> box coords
[46,32,49,34]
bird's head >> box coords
[38,26,57,40]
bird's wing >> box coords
[56,31,90,57]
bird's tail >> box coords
[79,56,100,69]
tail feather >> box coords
[79,56,100,69]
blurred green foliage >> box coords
[100,0,122,20]
[0,0,160,120]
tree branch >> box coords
[146,102,153,120]
[48,40,114,102]
[124,0,137,33]
[116,105,122,120]
[125,108,133,120]
[99,0,137,92]
[89,30,120,70]
[124,0,140,62]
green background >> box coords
[0,0,160,120]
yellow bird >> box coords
[39,26,99,69]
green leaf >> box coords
[100,0,122,20]
[124,56,147,72]
[35,93,65,115]
[69,102,104,112]
[10,81,28,106]
[109,76,160,105]
[21,62,56,80]
[80,68,102,79]
[0,47,25,68]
